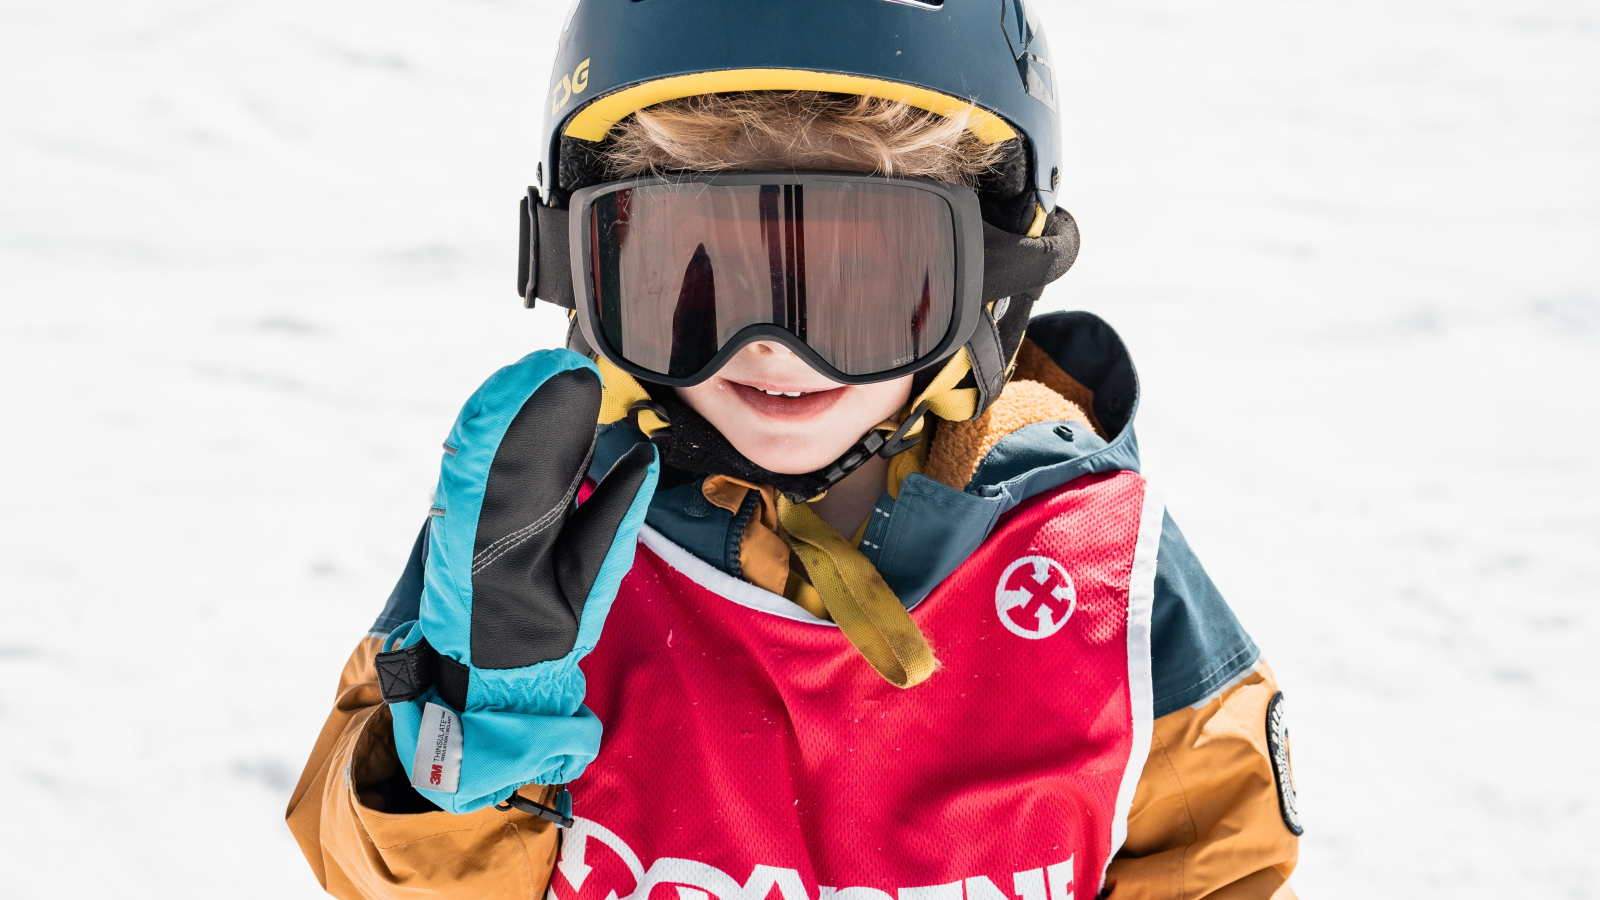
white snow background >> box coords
[2,0,1596,896]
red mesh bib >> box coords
[561,471,1161,900]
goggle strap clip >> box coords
[878,399,934,460]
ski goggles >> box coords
[568,173,984,387]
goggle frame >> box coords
[567,171,987,388]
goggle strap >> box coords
[518,188,575,310]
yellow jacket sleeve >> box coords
[1104,662,1299,900]
[285,637,563,900]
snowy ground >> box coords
[1,0,1595,897]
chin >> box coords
[731,436,852,475]
[670,361,914,476]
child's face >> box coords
[675,343,913,475]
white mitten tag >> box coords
[410,701,463,793]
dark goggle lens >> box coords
[588,181,956,379]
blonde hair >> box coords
[602,92,1006,187]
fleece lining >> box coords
[1011,338,1106,439]
[923,377,1095,492]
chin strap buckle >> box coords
[625,399,673,440]
[807,400,932,498]
[497,788,574,828]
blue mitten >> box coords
[374,349,658,816]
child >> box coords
[288,2,1300,898]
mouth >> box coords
[725,378,846,421]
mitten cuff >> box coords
[389,690,601,815]
[381,622,602,815]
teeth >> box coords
[763,390,805,397]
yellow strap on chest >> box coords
[776,496,938,689]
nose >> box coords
[750,340,798,357]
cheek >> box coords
[673,380,727,422]
[858,375,916,421]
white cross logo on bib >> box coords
[995,555,1077,639]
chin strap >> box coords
[595,355,671,437]
[777,495,938,688]
[802,344,982,498]
[898,346,981,443]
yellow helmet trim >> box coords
[563,69,1018,145]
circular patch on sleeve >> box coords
[1266,690,1303,836]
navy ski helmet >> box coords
[538,0,1061,231]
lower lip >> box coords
[729,382,846,421]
